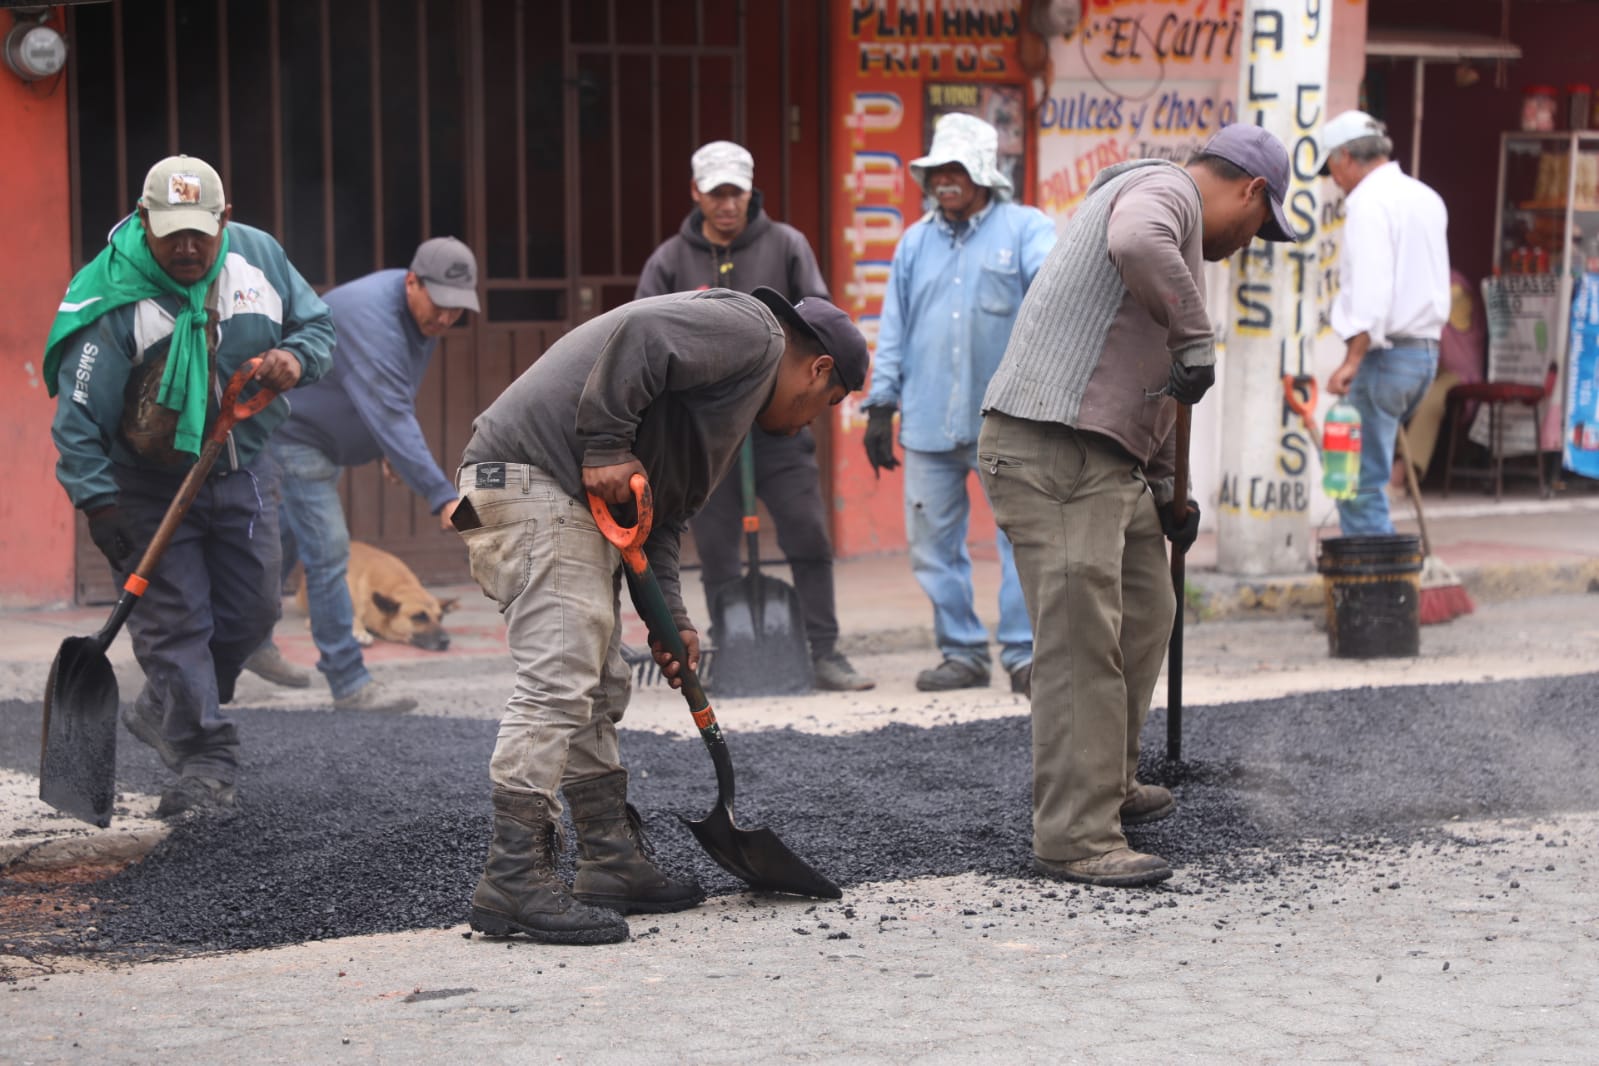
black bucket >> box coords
[1316,535,1423,659]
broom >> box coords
[1396,424,1475,624]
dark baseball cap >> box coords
[1196,124,1300,243]
[750,288,870,392]
[410,236,480,312]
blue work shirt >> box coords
[274,269,457,513]
[865,199,1056,451]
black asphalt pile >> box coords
[1,671,1596,954]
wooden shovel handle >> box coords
[123,358,276,597]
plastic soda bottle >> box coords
[1321,401,1362,500]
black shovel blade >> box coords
[711,576,812,697]
[40,635,121,828]
[683,802,841,900]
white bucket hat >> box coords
[909,113,1012,199]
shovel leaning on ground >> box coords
[708,436,812,697]
[588,472,841,900]
[39,358,277,827]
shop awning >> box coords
[1364,27,1522,62]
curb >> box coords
[1189,558,1599,621]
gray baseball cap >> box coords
[409,237,480,312]
[1196,124,1300,242]
[139,155,226,237]
[750,288,869,392]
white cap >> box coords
[1317,111,1387,175]
[139,155,226,237]
[691,141,754,192]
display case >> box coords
[1486,132,1599,455]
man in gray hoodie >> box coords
[978,125,1301,888]
[456,287,868,945]
[635,141,873,693]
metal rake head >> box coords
[621,642,715,688]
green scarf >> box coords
[44,214,231,458]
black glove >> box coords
[1160,499,1201,554]
[1165,362,1215,406]
[864,405,900,474]
[87,506,139,572]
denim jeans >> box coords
[903,445,1032,672]
[1337,344,1438,536]
[271,440,369,698]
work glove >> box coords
[87,506,139,572]
[1163,362,1215,406]
[1160,499,1201,554]
[863,405,900,475]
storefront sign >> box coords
[1476,274,1563,455]
[830,0,1026,555]
[1037,0,1241,221]
[1563,274,1599,476]
[1214,0,1333,574]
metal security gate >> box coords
[65,0,780,603]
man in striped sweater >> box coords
[978,125,1301,888]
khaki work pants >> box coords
[456,463,631,813]
[978,413,1176,862]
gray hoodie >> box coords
[635,191,829,302]
[461,289,784,626]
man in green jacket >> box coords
[47,155,335,817]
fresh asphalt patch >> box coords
[1,671,1596,956]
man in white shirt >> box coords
[1320,111,1450,535]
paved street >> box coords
[3,513,1598,1063]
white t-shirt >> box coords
[1331,161,1450,348]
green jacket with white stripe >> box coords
[50,221,336,512]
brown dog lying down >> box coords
[296,541,457,650]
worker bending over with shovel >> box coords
[455,288,867,944]
[978,125,1301,887]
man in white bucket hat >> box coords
[862,112,1057,697]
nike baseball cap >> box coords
[410,237,480,312]
[750,288,869,392]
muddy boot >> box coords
[565,770,705,914]
[469,788,629,945]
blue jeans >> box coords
[1338,344,1438,536]
[903,445,1032,672]
[271,440,369,698]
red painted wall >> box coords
[0,9,76,607]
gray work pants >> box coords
[456,463,630,814]
[978,413,1175,862]
[115,455,283,784]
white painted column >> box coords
[1215,0,1334,575]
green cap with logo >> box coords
[139,155,227,238]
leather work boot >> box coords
[564,770,705,914]
[812,651,876,692]
[334,681,417,714]
[1034,847,1172,888]
[1120,781,1176,826]
[469,788,630,945]
[154,776,236,819]
[915,657,990,692]
[243,642,312,688]
[121,696,182,772]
